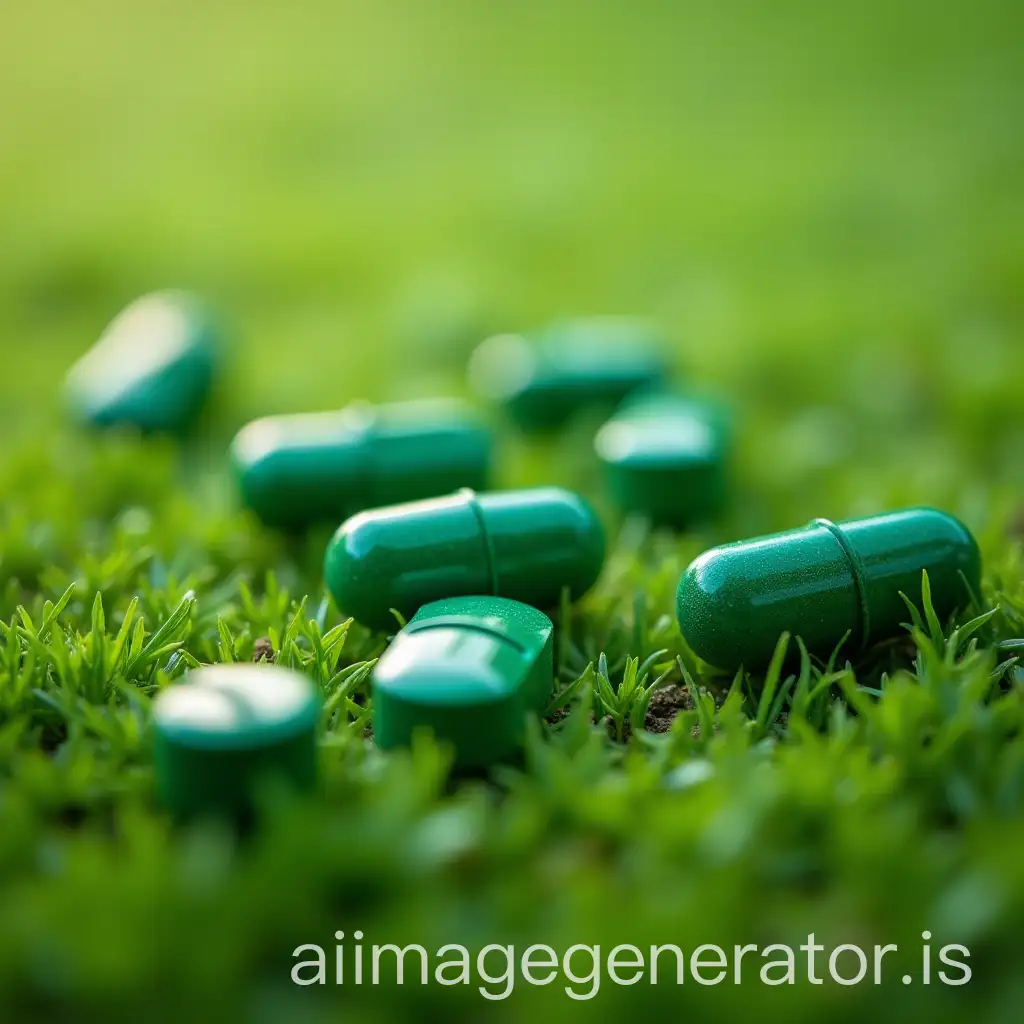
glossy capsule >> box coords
[468,317,667,431]
[373,596,554,767]
[324,486,605,632]
[595,393,730,528]
[677,508,981,672]
[66,291,218,433]
[152,664,319,818]
[230,399,491,530]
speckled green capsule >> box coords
[230,399,492,530]
[468,318,667,431]
[325,487,605,632]
[152,664,319,818]
[373,596,554,768]
[66,291,218,433]
[595,393,730,528]
[677,508,981,672]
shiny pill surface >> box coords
[324,486,605,632]
[677,507,981,672]
[66,291,218,433]
[153,664,319,817]
[468,317,667,431]
[595,393,730,528]
[230,399,491,530]
[373,596,554,767]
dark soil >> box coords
[644,683,694,733]
[252,637,275,663]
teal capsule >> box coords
[468,317,667,431]
[373,596,554,767]
[595,393,730,528]
[324,486,605,632]
[66,291,218,433]
[230,399,492,530]
[677,508,981,672]
[152,664,319,818]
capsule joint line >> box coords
[812,517,872,646]
[461,487,500,594]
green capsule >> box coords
[677,508,981,672]
[468,317,667,431]
[66,291,218,433]
[595,393,730,528]
[152,664,319,818]
[373,596,554,767]
[324,486,605,632]
[230,399,492,530]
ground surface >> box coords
[2,1,1024,1019]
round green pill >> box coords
[468,317,667,431]
[152,664,319,818]
[230,399,492,530]
[66,291,218,434]
[677,507,981,672]
[324,486,605,632]
[595,393,730,528]
[373,596,554,768]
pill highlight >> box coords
[677,508,981,671]
[373,596,554,767]
[153,664,319,817]
[66,290,218,433]
[324,486,605,632]
[230,399,492,530]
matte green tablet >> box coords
[230,399,492,530]
[153,664,319,817]
[468,317,667,431]
[373,596,554,768]
[66,291,218,434]
[677,508,981,671]
[324,486,605,632]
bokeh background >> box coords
[3,0,1024,1020]
[5,1,1023,489]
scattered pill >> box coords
[468,317,667,431]
[676,508,981,671]
[373,596,554,767]
[595,393,730,528]
[230,399,492,530]
[66,291,218,433]
[152,664,319,817]
[324,486,605,632]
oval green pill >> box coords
[66,290,218,433]
[469,317,667,431]
[230,399,492,530]
[324,486,605,632]
[595,393,730,528]
[373,596,554,768]
[677,507,981,672]
[153,664,319,817]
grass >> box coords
[2,0,1024,1018]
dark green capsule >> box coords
[677,508,981,671]
[230,399,492,530]
[373,596,554,768]
[468,317,667,431]
[152,665,319,818]
[595,393,730,528]
[66,291,218,433]
[324,486,605,632]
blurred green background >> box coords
[3,0,1024,1020]
[4,0,1023,443]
